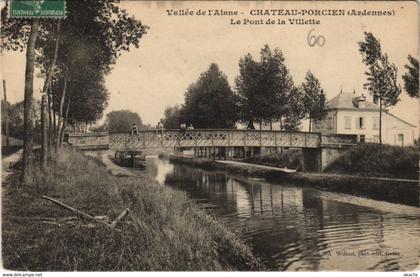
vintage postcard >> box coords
[0,0,419,274]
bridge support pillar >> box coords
[302,148,322,173]
[303,147,349,173]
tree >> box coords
[39,1,148,146]
[235,45,295,130]
[359,32,401,146]
[235,54,259,129]
[162,105,184,129]
[301,71,327,131]
[1,1,148,181]
[22,19,40,183]
[50,62,109,142]
[105,110,145,132]
[283,87,305,131]
[402,55,419,98]
[183,64,236,128]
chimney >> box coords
[358,94,366,108]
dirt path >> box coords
[2,149,22,180]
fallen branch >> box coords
[41,195,113,229]
[111,208,130,228]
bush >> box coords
[324,143,419,179]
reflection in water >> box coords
[146,157,420,271]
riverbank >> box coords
[2,148,264,271]
[169,156,419,207]
[241,144,419,180]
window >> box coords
[344,116,351,130]
[360,135,366,143]
[373,135,379,143]
[356,117,365,129]
[397,134,404,146]
[373,117,379,130]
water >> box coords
[145,157,420,271]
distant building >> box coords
[312,91,416,146]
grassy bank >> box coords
[170,156,419,207]
[2,148,264,271]
[240,144,418,179]
[324,143,419,179]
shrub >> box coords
[324,143,419,179]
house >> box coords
[312,91,417,146]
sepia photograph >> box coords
[0,0,419,274]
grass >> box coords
[324,143,419,179]
[235,143,418,179]
[2,147,264,271]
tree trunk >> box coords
[47,86,53,158]
[21,19,40,184]
[41,95,48,170]
[379,96,383,149]
[41,20,61,96]
[248,118,255,130]
[59,95,71,147]
[309,117,312,132]
[3,79,9,147]
[53,110,57,150]
[43,20,61,154]
[56,73,69,148]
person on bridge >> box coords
[187,124,194,130]
[130,122,140,140]
[156,121,164,138]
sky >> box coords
[1,1,419,130]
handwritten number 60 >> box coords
[307,29,326,47]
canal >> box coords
[144,157,420,271]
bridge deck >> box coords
[107,130,356,150]
[66,130,357,151]
[108,130,321,150]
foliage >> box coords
[162,105,185,129]
[1,100,42,143]
[1,0,148,127]
[358,32,401,108]
[2,148,264,271]
[104,110,146,132]
[358,32,401,146]
[183,64,236,128]
[324,143,418,179]
[51,69,109,126]
[402,55,419,98]
[282,87,305,131]
[235,45,298,129]
[301,71,327,131]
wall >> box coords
[315,109,416,146]
[312,110,336,134]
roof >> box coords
[326,91,379,110]
[326,91,416,128]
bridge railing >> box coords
[321,134,358,147]
[108,129,323,150]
